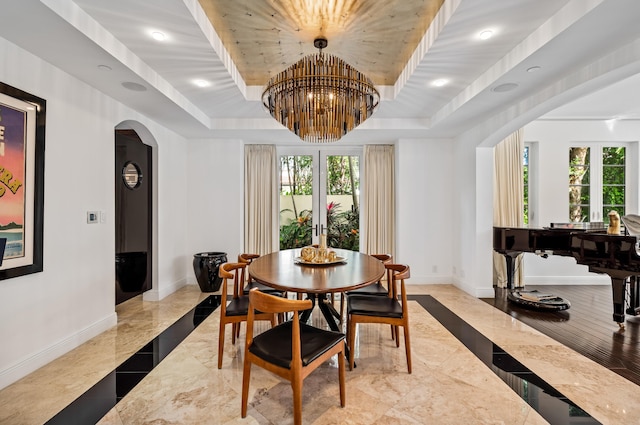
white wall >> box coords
[186,139,244,272]
[396,139,454,283]
[449,134,497,298]
[521,120,640,284]
[0,38,190,389]
[151,123,190,299]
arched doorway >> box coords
[115,129,152,304]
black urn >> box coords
[193,252,228,292]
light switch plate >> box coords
[87,211,99,223]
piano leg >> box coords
[502,253,519,290]
[611,277,627,328]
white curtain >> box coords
[363,145,395,259]
[493,129,524,288]
[244,145,278,255]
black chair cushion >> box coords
[249,321,344,369]
[347,295,403,318]
[225,296,250,316]
[345,282,388,296]
[243,281,283,295]
[226,296,271,317]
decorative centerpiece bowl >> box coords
[300,246,316,262]
[297,245,341,264]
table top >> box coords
[248,248,385,294]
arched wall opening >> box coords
[115,120,160,301]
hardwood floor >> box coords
[483,285,640,386]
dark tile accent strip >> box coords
[412,295,601,425]
[44,295,221,425]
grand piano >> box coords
[493,223,640,326]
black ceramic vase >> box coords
[193,252,227,292]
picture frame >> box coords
[0,82,45,280]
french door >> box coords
[278,147,361,251]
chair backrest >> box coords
[238,253,260,284]
[371,254,393,292]
[371,254,392,263]
[238,253,260,262]
[219,262,247,300]
[245,289,313,362]
[248,288,312,315]
[385,263,410,302]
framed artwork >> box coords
[0,83,45,280]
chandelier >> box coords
[262,37,380,143]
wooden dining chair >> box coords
[218,262,277,369]
[338,254,393,321]
[238,253,288,324]
[346,263,412,373]
[242,289,346,425]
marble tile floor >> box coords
[0,284,638,424]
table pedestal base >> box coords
[300,293,342,331]
[299,293,353,364]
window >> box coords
[569,147,590,222]
[602,147,626,220]
[523,145,529,225]
[569,145,625,224]
[523,141,537,226]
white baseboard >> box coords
[468,285,495,298]
[143,277,188,301]
[451,277,495,298]
[0,312,117,390]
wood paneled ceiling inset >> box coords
[197,0,445,85]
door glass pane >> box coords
[602,147,625,222]
[279,155,313,249]
[523,146,529,225]
[569,147,590,222]
[325,155,360,251]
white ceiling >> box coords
[1,0,640,144]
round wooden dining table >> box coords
[248,248,385,332]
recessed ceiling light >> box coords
[479,30,493,40]
[151,31,166,41]
[97,64,112,71]
[193,79,211,88]
[121,82,147,92]
[491,83,518,93]
[432,79,448,87]
[527,66,542,73]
